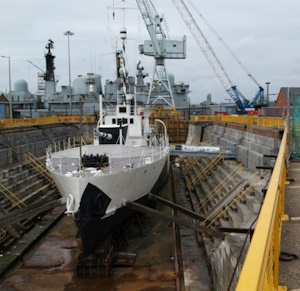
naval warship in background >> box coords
[9,39,190,118]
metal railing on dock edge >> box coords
[236,129,288,290]
[190,115,285,129]
[0,116,95,128]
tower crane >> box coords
[136,0,186,108]
[171,0,264,113]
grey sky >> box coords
[1,0,299,104]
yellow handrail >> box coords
[181,156,200,172]
[0,183,26,208]
[201,172,258,226]
[196,163,243,212]
[0,228,6,240]
[187,152,224,190]
[190,115,285,129]
[0,116,95,128]
[236,129,287,290]
[207,176,258,227]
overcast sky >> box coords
[1,0,299,104]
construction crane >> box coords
[136,0,186,108]
[27,60,44,73]
[171,0,264,113]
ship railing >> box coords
[48,143,168,175]
[52,137,76,153]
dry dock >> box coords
[1,116,298,290]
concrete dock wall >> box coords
[188,122,281,290]
[0,123,95,168]
[187,122,281,172]
[207,123,280,172]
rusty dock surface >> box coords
[0,187,177,290]
[0,163,214,290]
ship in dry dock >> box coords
[46,26,170,255]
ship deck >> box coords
[48,144,168,177]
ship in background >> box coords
[8,38,190,118]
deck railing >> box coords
[236,129,288,290]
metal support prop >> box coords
[148,193,209,223]
[123,200,225,239]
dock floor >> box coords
[0,185,177,290]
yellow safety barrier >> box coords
[190,115,221,122]
[0,116,96,128]
[236,129,287,291]
[190,115,286,129]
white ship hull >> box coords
[47,142,169,254]
[48,144,169,216]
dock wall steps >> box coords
[227,209,242,227]
[208,124,280,172]
[184,123,275,289]
[0,123,94,168]
[0,162,60,252]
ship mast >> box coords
[44,39,56,105]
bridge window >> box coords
[119,107,126,113]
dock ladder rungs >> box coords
[186,152,224,190]
[24,152,55,186]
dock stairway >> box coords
[0,155,59,252]
[180,155,262,230]
[185,153,224,191]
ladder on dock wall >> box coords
[24,152,55,186]
[201,172,258,227]
[196,163,243,213]
[0,183,27,209]
[186,152,224,191]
